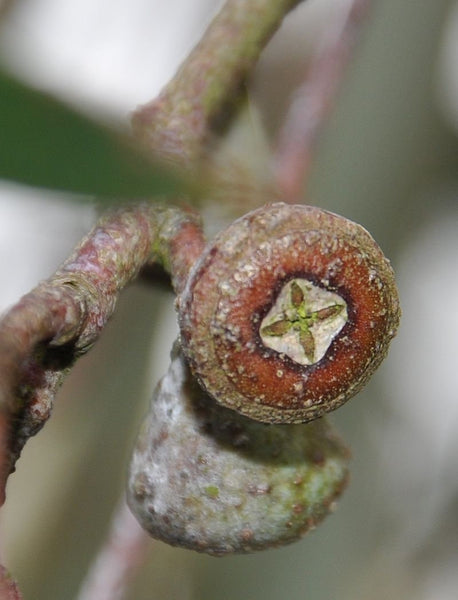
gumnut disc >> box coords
[179,203,401,423]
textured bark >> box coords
[0,204,204,500]
[133,0,303,164]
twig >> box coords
[132,0,303,164]
[274,0,371,201]
[0,0,15,21]
[0,565,22,600]
[75,500,150,600]
[0,205,205,502]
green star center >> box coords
[260,279,348,366]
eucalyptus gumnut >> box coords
[127,344,350,555]
[178,202,401,424]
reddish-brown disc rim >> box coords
[179,204,400,423]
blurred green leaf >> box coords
[0,70,187,202]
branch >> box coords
[0,0,15,21]
[0,566,22,600]
[76,500,149,600]
[0,204,205,502]
[132,0,303,164]
[274,0,371,201]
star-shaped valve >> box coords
[260,279,348,366]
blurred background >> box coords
[0,0,457,598]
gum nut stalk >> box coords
[127,343,350,556]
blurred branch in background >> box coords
[76,500,149,600]
[132,0,303,165]
[0,0,14,21]
[275,0,370,201]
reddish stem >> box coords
[0,565,22,600]
[76,500,150,600]
[132,0,303,164]
[275,0,371,201]
[0,204,205,503]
